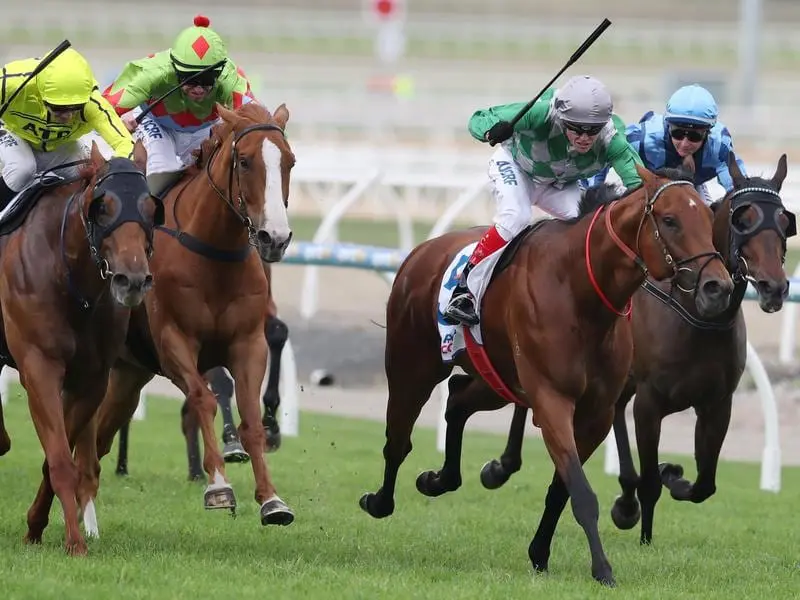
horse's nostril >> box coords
[111,273,129,289]
[257,230,272,246]
[144,274,154,289]
[702,279,722,298]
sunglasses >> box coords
[176,69,221,88]
[563,121,605,137]
[670,127,707,143]
[46,103,83,115]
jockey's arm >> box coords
[714,128,747,192]
[102,60,156,117]
[467,97,550,142]
[219,62,258,110]
[605,115,644,189]
[86,88,135,158]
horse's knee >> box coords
[266,317,289,350]
[48,457,78,495]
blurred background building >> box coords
[2,0,796,220]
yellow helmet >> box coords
[36,48,94,107]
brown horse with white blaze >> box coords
[74,102,297,529]
[359,162,734,586]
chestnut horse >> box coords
[113,276,290,480]
[74,102,297,528]
[359,163,735,586]
[474,153,794,546]
[0,140,161,555]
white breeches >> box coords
[0,130,88,191]
[488,145,583,242]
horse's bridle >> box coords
[202,122,287,248]
[726,185,797,280]
[607,180,724,293]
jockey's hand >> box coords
[122,113,138,133]
[485,121,514,146]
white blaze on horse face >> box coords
[261,139,292,243]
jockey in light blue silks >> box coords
[588,84,747,204]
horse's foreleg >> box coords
[180,398,204,480]
[480,403,528,490]
[228,333,293,525]
[632,384,666,545]
[18,354,84,555]
[415,375,505,498]
[0,399,9,457]
[519,386,615,586]
[528,394,616,586]
[610,376,641,530]
[660,397,732,503]
[160,331,234,511]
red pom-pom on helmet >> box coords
[193,15,210,27]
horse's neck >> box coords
[178,168,251,251]
[60,190,106,302]
[574,202,647,318]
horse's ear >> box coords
[216,102,237,124]
[133,139,147,174]
[273,103,290,130]
[635,163,656,187]
[771,153,788,191]
[681,154,696,175]
[727,150,747,188]
[89,140,106,171]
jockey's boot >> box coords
[0,178,17,212]
[442,225,510,327]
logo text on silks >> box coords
[496,161,518,186]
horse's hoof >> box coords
[260,495,294,526]
[65,539,88,557]
[203,483,237,510]
[415,470,459,497]
[264,427,281,453]
[594,572,616,587]
[115,465,128,477]
[23,532,42,545]
[222,441,250,464]
[610,495,641,530]
[0,433,11,457]
[479,459,511,490]
[359,492,394,518]
[658,462,684,485]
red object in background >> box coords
[374,0,394,18]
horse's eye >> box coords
[661,215,679,229]
[239,157,249,169]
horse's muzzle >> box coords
[694,276,734,318]
[110,271,154,308]
[256,229,292,263]
[755,277,789,313]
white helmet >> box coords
[554,75,613,126]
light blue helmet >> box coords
[664,84,718,128]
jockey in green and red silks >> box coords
[103,14,258,197]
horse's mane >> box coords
[567,164,698,224]
[192,103,279,170]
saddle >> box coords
[0,172,66,237]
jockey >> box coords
[587,84,747,204]
[102,14,257,197]
[442,75,643,327]
[0,48,133,210]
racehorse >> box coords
[475,153,794,546]
[113,277,290,480]
[359,160,735,586]
[74,101,297,528]
[0,140,161,555]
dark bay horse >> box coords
[112,269,290,480]
[476,153,794,546]
[359,162,734,586]
[0,140,161,555]
[74,102,297,528]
